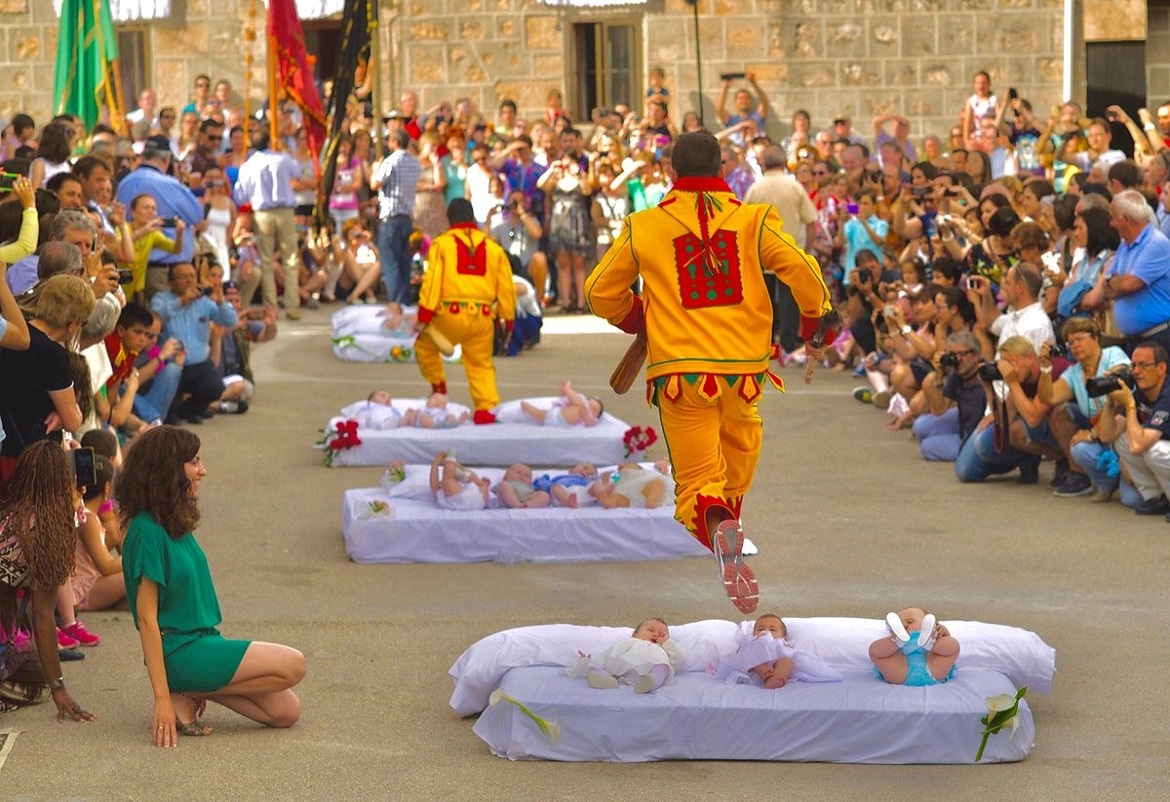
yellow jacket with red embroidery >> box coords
[584,178,832,380]
[416,223,516,324]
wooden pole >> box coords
[268,33,280,149]
[371,5,383,161]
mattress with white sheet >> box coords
[453,618,1054,764]
[322,397,632,467]
[330,304,461,363]
[341,463,734,564]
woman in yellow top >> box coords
[127,193,186,301]
[0,174,39,265]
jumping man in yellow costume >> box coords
[414,199,516,424]
[585,131,836,613]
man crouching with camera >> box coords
[954,336,1061,484]
[1093,342,1170,518]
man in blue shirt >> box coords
[115,136,203,302]
[371,129,421,304]
[236,129,303,319]
[1104,189,1170,357]
[151,263,237,424]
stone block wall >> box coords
[1149,0,1170,102]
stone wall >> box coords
[1149,0,1170,102]
[1,1,1156,145]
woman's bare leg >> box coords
[196,642,306,728]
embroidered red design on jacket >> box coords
[673,229,742,309]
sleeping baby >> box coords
[568,617,683,694]
[713,613,841,688]
[352,389,402,430]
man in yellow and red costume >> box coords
[585,130,836,613]
[414,198,516,424]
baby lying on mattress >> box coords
[713,613,842,688]
[353,391,469,430]
[520,380,604,428]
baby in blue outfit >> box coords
[533,462,600,508]
[869,607,959,686]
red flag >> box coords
[268,0,327,167]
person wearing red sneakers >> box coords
[413,198,516,424]
[0,441,95,721]
[585,130,835,614]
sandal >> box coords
[712,519,758,614]
[175,717,213,736]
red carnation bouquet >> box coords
[622,425,658,458]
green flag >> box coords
[54,0,120,130]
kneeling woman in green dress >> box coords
[119,426,306,747]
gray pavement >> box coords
[6,306,1168,800]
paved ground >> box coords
[5,306,1168,800]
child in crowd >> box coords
[402,392,469,429]
[79,429,124,551]
[569,617,683,694]
[589,461,673,509]
[869,607,960,686]
[72,455,127,612]
[534,462,600,508]
[353,390,402,430]
[713,613,841,688]
[429,450,490,511]
[520,380,604,427]
[493,463,551,508]
[645,66,670,112]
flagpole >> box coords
[244,0,259,133]
[268,32,280,149]
[371,5,383,162]
[92,0,123,134]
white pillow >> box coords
[739,617,1056,693]
[448,619,741,717]
[449,617,1055,717]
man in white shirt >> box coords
[744,145,818,352]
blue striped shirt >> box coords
[372,150,420,218]
[115,166,204,264]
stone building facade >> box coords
[0,1,1165,143]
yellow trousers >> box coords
[653,374,766,551]
[415,305,499,411]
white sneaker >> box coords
[918,613,937,651]
[885,612,910,646]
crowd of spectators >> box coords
[6,62,1170,710]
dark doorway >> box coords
[1086,41,1146,157]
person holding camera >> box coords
[150,263,237,426]
[1093,342,1170,516]
[969,262,1054,360]
[834,189,889,281]
[954,336,1059,483]
[1039,317,1131,499]
[492,189,548,302]
[715,70,770,149]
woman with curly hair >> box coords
[118,426,305,747]
[0,441,95,720]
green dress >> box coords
[123,512,250,692]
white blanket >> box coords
[330,305,461,363]
[454,618,1053,764]
[341,461,747,564]
[323,397,633,467]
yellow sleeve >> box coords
[0,206,39,263]
[584,217,639,326]
[492,245,516,323]
[416,238,445,319]
[757,205,833,318]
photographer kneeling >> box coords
[1093,342,1170,518]
[954,336,1060,484]
[1039,318,1132,500]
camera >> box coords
[201,286,213,297]
[939,352,960,371]
[117,268,134,285]
[1047,341,1068,359]
[1086,367,1135,398]
[720,71,746,82]
[846,202,860,215]
[912,185,930,197]
[944,188,961,197]
[67,447,97,489]
[159,217,178,228]
[965,276,980,290]
[978,363,1002,382]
